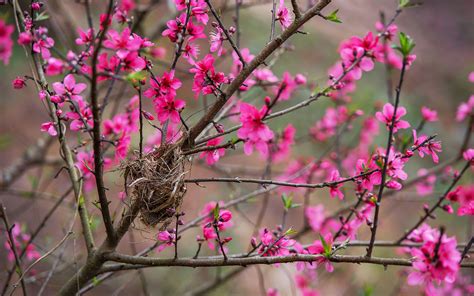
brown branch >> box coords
[181,0,333,148]
[367,59,408,258]
[0,203,28,295]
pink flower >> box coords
[456,95,474,122]
[209,25,225,56]
[237,103,274,157]
[75,28,93,46]
[276,0,292,30]
[272,124,296,162]
[375,103,410,133]
[32,27,55,59]
[144,71,182,99]
[416,169,436,196]
[306,233,334,272]
[407,226,461,295]
[103,27,142,59]
[275,72,297,101]
[4,224,40,263]
[45,57,65,76]
[153,97,186,124]
[199,137,226,165]
[40,122,58,136]
[305,205,326,232]
[421,106,438,122]
[463,148,474,164]
[66,98,94,131]
[0,20,14,65]
[355,158,381,191]
[447,186,474,216]
[157,230,175,252]
[17,31,32,46]
[258,228,295,257]
[190,54,227,98]
[328,169,344,200]
[52,74,87,101]
[412,130,442,163]
[12,77,26,89]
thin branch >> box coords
[367,59,408,258]
[0,203,28,296]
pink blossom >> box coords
[45,57,65,76]
[463,148,474,164]
[66,98,94,131]
[258,228,295,257]
[412,130,442,163]
[421,106,439,122]
[328,169,344,200]
[447,186,474,216]
[0,20,14,64]
[157,230,175,252]
[375,103,410,133]
[407,226,461,295]
[355,158,381,192]
[275,72,297,101]
[456,95,474,122]
[17,31,32,46]
[416,169,436,196]
[75,28,93,46]
[199,137,226,165]
[276,0,292,30]
[103,27,142,59]
[237,103,274,157]
[144,71,182,99]
[190,54,227,98]
[4,224,40,263]
[272,124,296,162]
[306,233,334,272]
[32,27,55,59]
[12,77,26,89]
[209,25,225,56]
[305,205,326,232]
[153,97,186,124]
[40,122,58,136]
[52,74,87,101]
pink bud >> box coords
[50,95,63,104]
[442,204,453,214]
[142,111,155,120]
[31,2,42,11]
[294,74,307,85]
[228,26,236,34]
[38,90,47,100]
[17,32,32,46]
[264,96,271,105]
[12,77,26,89]
[219,210,232,222]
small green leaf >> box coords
[319,234,332,257]
[326,9,342,23]
[284,227,298,236]
[395,32,415,57]
[398,0,418,8]
[35,11,50,21]
[78,195,85,207]
[92,276,102,287]
[126,71,146,86]
[213,204,220,221]
[281,194,292,210]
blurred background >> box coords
[0,0,473,295]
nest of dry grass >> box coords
[123,145,187,229]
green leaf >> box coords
[281,194,292,210]
[35,11,50,21]
[398,0,419,8]
[92,276,102,287]
[78,195,85,207]
[126,71,146,86]
[319,234,332,257]
[284,227,298,236]
[326,9,342,23]
[395,32,415,57]
[213,204,220,221]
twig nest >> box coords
[123,144,187,229]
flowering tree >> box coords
[0,0,473,295]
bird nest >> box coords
[123,145,187,229]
